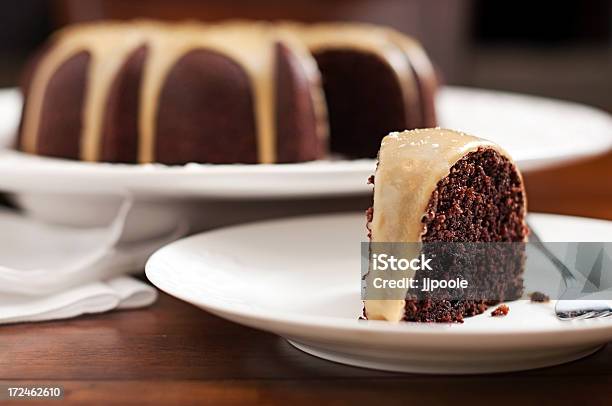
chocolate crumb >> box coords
[491,304,509,317]
[529,291,550,303]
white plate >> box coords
[0,86,610,200]
[146,212,612,374]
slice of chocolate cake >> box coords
[364,128,528,322]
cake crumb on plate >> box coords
[491,304,510,317]
[529,291,550,303]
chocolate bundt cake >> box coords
[364,128,528,323]
[18,21,437,164]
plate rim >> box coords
[1,85,611,199]
[145,211,612,342]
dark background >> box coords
[1,0,610,111]
[0,0,611,218]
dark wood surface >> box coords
[1,152,612,405]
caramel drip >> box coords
[21,23,150,161]
[82,27,151,161]
[296,23,421,128]
[276,25,329,149]
[371,129,510,244]
[23,21,324,164]
[139,21,282,163]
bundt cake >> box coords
[17,20,437,164]
[364,128,528,323]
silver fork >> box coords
[528,224,612,320]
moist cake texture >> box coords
[364,128,528,323]
[18,21,437,164]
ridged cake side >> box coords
[18,21,438,164]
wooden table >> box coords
[1,152,611,405]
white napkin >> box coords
[0,197,188,324]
